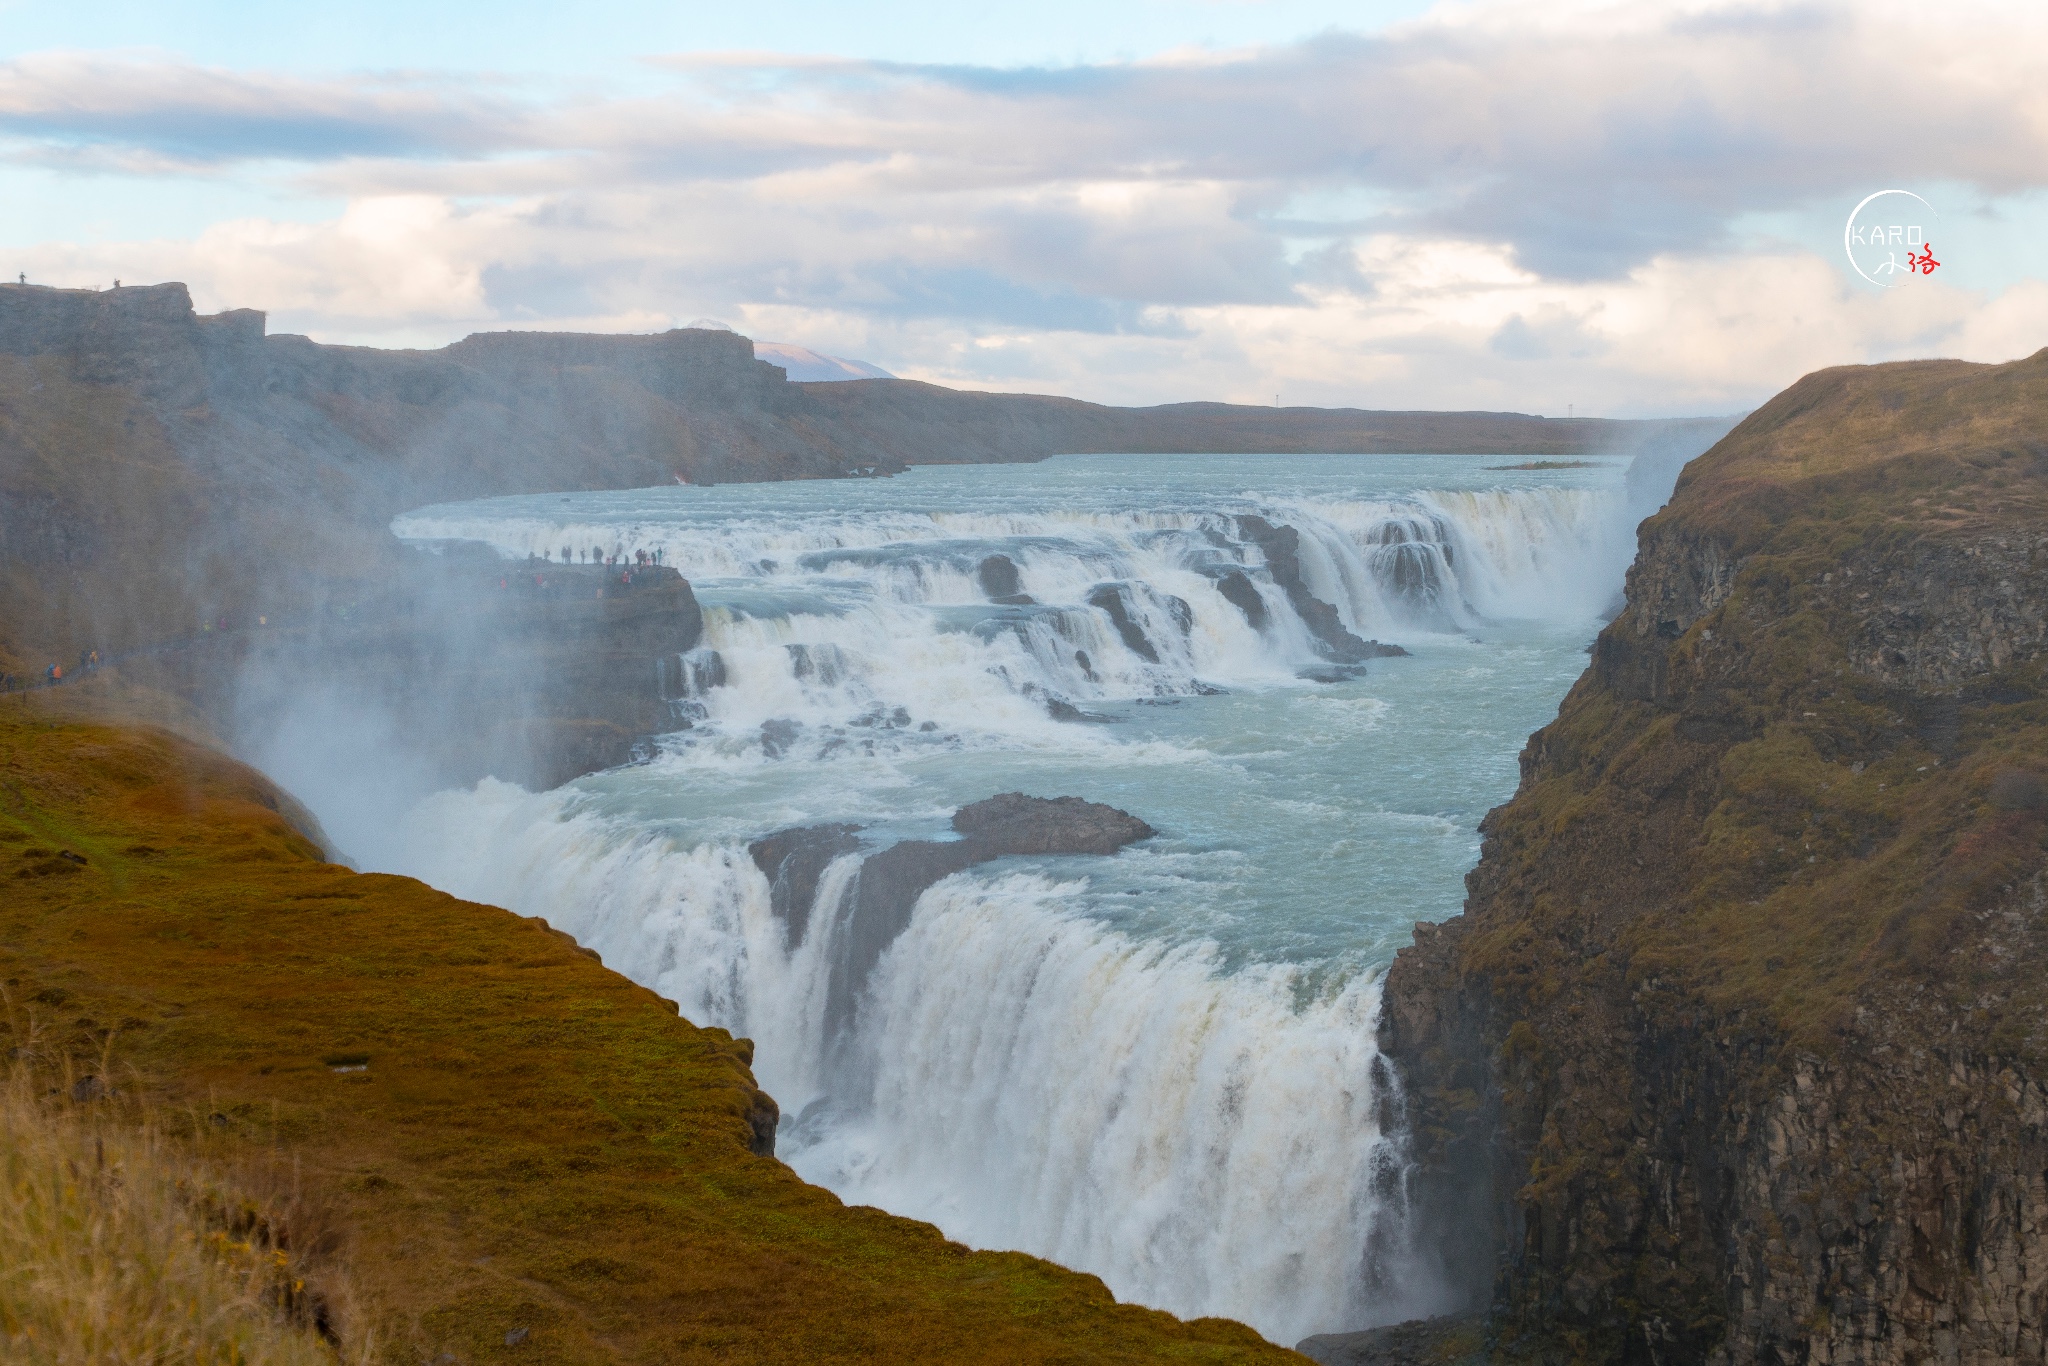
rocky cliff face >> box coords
[0,282,842,664]
[94,556,707,794]
[1382,350,2048,1364]
[0,283,816,785]
[0,280,1710,545]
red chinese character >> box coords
[1911,242,1940,275]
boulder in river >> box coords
[977,553,1035,604]
[1044,696,1117,723]
[952,791,1156,855]
[824,793,1156,1032]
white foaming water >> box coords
[819,876,1395,1333]
[367,453,1633,1344]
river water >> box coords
[374,452,1634,1343]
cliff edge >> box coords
[1,706,1301,1362]
[1382,349,2048,1363]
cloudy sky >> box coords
[2,0,2043,415]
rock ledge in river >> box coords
[952,791,1156,855]
[799,793,1158,1033]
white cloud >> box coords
[3,0,2045,412]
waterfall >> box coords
[395,487,1624,751]
[389,786,1427,1342]
[367,461,1627,1344]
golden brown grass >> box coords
[1667,347,2048,548]
[0,1049,353,1364]
[1462,350,2048,1056]
[1410,337,2048,1365]
[0,708,1301,1363]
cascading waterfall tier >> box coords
[398,479,1626,752]
[372,454,1635,1345]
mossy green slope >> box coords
[1383,348,2048,1365]
[0,706,1302,1364]
[1491,348,2048,1055]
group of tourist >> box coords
[2,650,101,692]
[499,546,670,596]
[530,546,666,567]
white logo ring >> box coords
[1844,189,1940,289]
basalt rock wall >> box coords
[1381,349,2048,1364]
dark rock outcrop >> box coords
[823,793,1156,1030]
[749,823,864,947]
[1381,349,2048,1365]
[1044,696,1116,723]
[977,553,1034,604]
[221,558,704,789]
[1298,664,1374,684]
[1235,516,1408,665]
[661,647,727,703]
[1087,583,1162,663]
[1213,568,1269,630]
[727,1036,783,1157]
[951,791,1157,855]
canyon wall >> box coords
[1381,350,2048,1363]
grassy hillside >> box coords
[1470,349,2048,1049]
[0,701,1302,1364]
[1381,347,2048,1363]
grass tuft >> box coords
[0,1051,361,1364]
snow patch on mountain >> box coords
[754,341,895,382]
